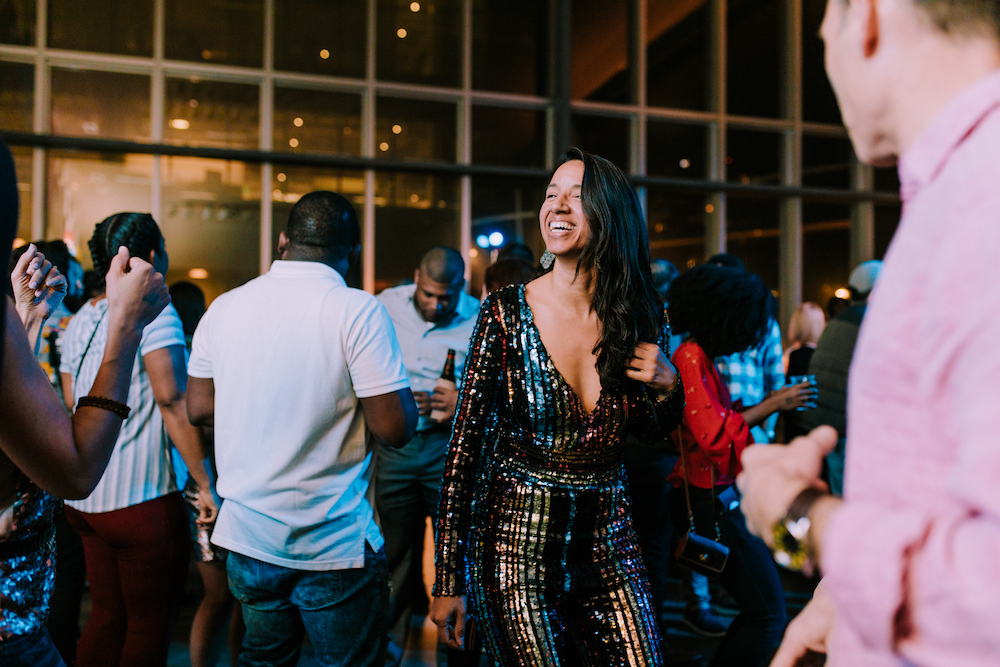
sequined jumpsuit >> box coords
[434,285,684,666]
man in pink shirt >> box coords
[736,1,1000,665]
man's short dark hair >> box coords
[915,0,1000,37]
[286,191,360,260]
[419,247,465,285]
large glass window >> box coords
[802,202,850,307]
[803,135,853,189]
[647,0,710,111]
[164,78,260,149]
[875,204,901,259]
[376,97,456,162]
[0,61,33,132]
[726,129,782,184]
[571,115,629,170]
[646,190,706,271]
[473,0,547,96]
[0,0,36,46]
[727,0,783,118]
[472,106,545,167]
[165,0,263,67]
[274,0,366,78]
[48,0,153,57]
[572,0,630,103]
[471,175,545,294]
[161,157,261,301]
[274,88,362,156]
[51,69,151,141]
[727,196,780,291]
[11,147,33,244]
[377,0,462,88]
[647,121,708,180]
[803,0,841,124]
[47,152,154,265]
[375,173,459,291]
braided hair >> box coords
[88,213,163,290]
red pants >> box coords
[64,492,190,667]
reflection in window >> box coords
[165,0,263,67]
[473,0,547,95]
[647,0,709,111]
[165,78,259,149]
[376,97,456,162]
[375,173,459,292]
[274,88,361,156]
[0,0,35,46]
[11,147,33,244]
[571,115,629,171]
[48,0,153,57]
[274,0,365,77]
[51,69,151,141]
[647,122,707,180]
[0,61,33,132]
[803,0,841,124]
[161,157,261,302]
[726,129,781,184]
[471,176,545,295]
[875,204,901,259]
[377,0,461,88]
[646,190,706,270]
[803,135,853,189]
[47,152,154,265]
[472,107,544,167]
[727,196,779,291]
[803,202,850,306]
[572,0,630,103]
[727,0,783,118]
[271,166,365,287]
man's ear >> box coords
[277,232,289,258]
[861,0,880,59]
[414,268,421,284]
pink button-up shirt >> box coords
[823,68,1000,666]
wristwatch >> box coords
[772,487,827,572]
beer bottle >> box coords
[429,349,457,422]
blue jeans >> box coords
[0,628,66,667]
[227,544,389,667]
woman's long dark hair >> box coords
[0,139,18,378]
[666,264,771,359]
[88,212,164,291]
[550,148,661,390]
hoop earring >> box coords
[540,250,555,269]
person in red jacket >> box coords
[665,264,811,667]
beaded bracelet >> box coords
[76,396,131,420]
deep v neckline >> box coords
[520,285,604,419]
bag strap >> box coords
[676,426,722,542]
[74,308,107,388]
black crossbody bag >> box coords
[672,427,730,578]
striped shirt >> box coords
[60,299,186,514]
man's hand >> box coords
[430,595,468,650]
[431,383,458,421]
[625,341,677,396]
[770,581,836,667]
[11,244,68,325]
[196,485,219,524]
[413,390,432,417]
[737,426,838,548]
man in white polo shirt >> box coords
[186,191,418,666]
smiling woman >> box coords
[430,148,685,666]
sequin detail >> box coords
[434,285,684,666]
[0,477,58,641]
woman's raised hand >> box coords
[11,243,68,324]
[104,246,169,333]
[626,341,678,397]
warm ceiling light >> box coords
[189,99,198,108]
[379,142,389,151]
[835,287,851,299]
[188,268,209,280]
[169,119,190,130]
[293,117,304,127]
[397,28,407,38]
[12,237,27,249]
[201,50,212,60]
[289,138,299,148]
[409,193,419,202]
[410,1,420,11]
[319,49,330,59]
[679,158,690,169]
[276,173,286,182]
[392,124,402,134]
[705,204,715,213]
[469,247,478,258]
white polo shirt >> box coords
[188,260,410,570]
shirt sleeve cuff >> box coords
[823,500,931,652]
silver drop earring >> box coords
[540,250,555,269]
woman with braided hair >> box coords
[58,213,217,667]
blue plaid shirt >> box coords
[715,318,785,443]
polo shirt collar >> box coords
[898,68,1000,202]
[267,260,347,287]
